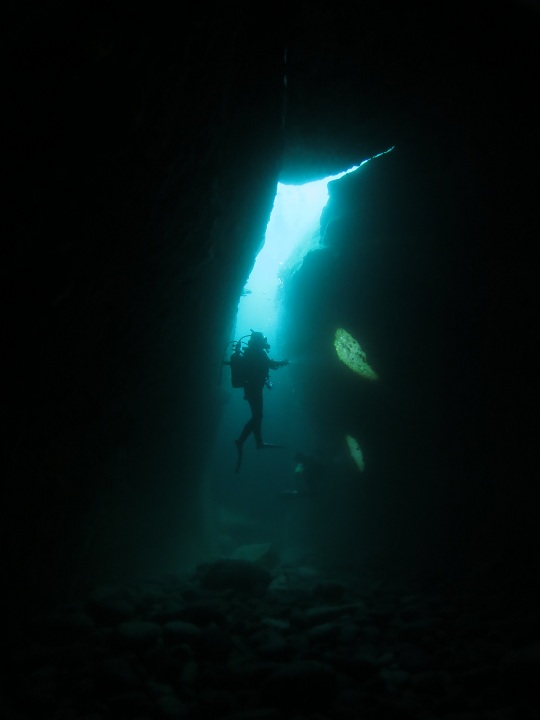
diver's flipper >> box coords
[234,440,243,473]
[256,443,289,450]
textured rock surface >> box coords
[4,561,539,718]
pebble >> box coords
[3,555,538,719]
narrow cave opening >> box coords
[207,148,396,563]
[233,165,360,347]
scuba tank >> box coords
[223,335,250,388]
[229,340,246,388]
[222,330,274,389]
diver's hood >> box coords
[248,330,270,350]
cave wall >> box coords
[3,0,539,627]
[3,2,287,621]
[279,138,489,575]
[279,1,539,584]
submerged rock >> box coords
[116,620,160,650]
[87,585,138,622]
[258,660,338,711]
[3,564,534,719]
[162,620,202,646]
[230,543,280,570]
[198,559,273,594]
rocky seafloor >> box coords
[2,548,539,720]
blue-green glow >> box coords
[234,148,395,344]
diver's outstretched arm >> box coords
[269,359,289,370]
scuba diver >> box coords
[227,330,288,472]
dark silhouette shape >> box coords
[292,451,327,496]
[234,330,288,471]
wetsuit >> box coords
[238,346,283,447]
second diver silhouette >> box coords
[232,330,288,472]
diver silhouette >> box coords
[234,330,288,472]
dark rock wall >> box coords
[279,140,489,574]
[279,2,539,584]
[3,0,538,627]
[3,2,286,620]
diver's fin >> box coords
[256,443,289,450]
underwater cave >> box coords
[3,2,540,717]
